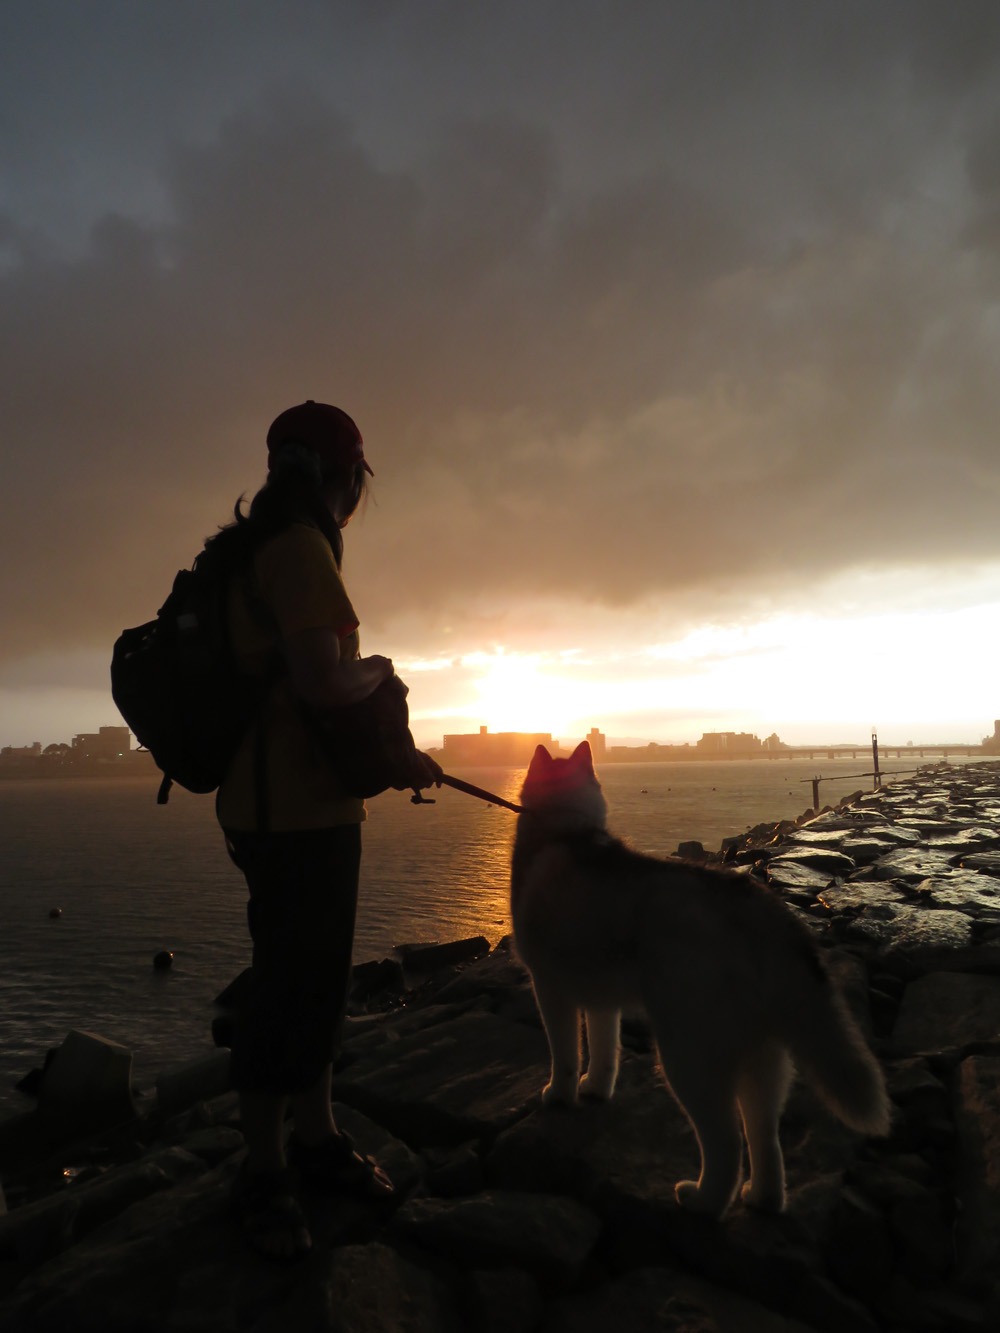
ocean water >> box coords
[0,755,958,1119]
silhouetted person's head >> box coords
[266,400,372,529]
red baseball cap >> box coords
[266,400,373,476]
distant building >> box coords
[603,740,695,762]
[0,742,41,760]
[696,731,763,755]
[586,728,607,760]
[983,721,1000,754]
[71,726,132,762]
[441,726,558,767]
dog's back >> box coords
[515,813,823,1020]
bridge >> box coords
[773,743,984,761]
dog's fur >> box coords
[511,741,891,1219]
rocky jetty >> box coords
[1,761,1000,1332]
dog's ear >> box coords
[570,740,594,773]
[529,744,552,769]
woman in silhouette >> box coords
[215,401,438,1258]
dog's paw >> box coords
[740,1179,786,1213]
[542,1081,579,1108]
[578,1072,615,1101]
[674,1180,728,1218]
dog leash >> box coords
[410,771,525,814]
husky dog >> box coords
[511,741,891,1219]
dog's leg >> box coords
[657,1039,743,1218]
[531,978,581,1105]
[738,1042,792,1212]
[580,1009,620,1100]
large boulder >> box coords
[892,972,1000,1056]
[37,1030,137,1134]
[333,1008,550,1146]
[392,1190,602,1291]
[953,1055,1000,1291]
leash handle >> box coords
[436,772,525,814]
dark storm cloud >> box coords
[2,1,1000,680]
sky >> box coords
[2,0,1000,752]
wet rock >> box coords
[431,937,531,1006]
[925,827,1000,852]
[332,1009,551,1147]
[957,851,1000,878]
[838,904,975,965]
[895,818,976,837]
[876,1275,989,1331]
[837,833,920,865]
[155,1048,231,1114]
[350,956,407,1005]
[422,1142,485,1197]
[883,1057,950,1116]
[467,1267,542,1333]
[765,860,839,894]
[889,1186,955,1283]
[845,1156,936,1209]
[0,1145,205,1268]
[769,848,857,876]
[824,1187,893,1305]
[295,1240,462,1333]
[912,870,1000,918]
[340,997,486,1065]
[394,936,491,974]
[855,848,957,884]
[36,1030,137,1135]
[953,1055,1000,1290]
[782,828,862,847]
[817,881,908,912]
[179,1125,245,1168]
[892,972,1000,1055]
[676,839,707,860]
[485,1057,697,1208]
[392,1191,601,1291]
[541,1265,819,1332]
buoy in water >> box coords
[153,950,175,971]
[48,907,62,919]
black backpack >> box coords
[111,541,272,805]
[112,537,425,808]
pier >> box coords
[775,743,982,761]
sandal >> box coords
[288,1130,395,1199]
[230,1163,312,1260]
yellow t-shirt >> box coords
[215,521,367,832]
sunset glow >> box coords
[465,651,590,736]
[2,9,1000,756]
[398,593,1000,750]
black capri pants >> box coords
[225,824,361,1095]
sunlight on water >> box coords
[0,755,969,1116]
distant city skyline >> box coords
[3,717,995,763]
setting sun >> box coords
[466,651,589,736]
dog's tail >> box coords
[783,951,891,1136]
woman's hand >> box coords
[416,751,445,789]
[364,655,397,687]
[397,750,443,792]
